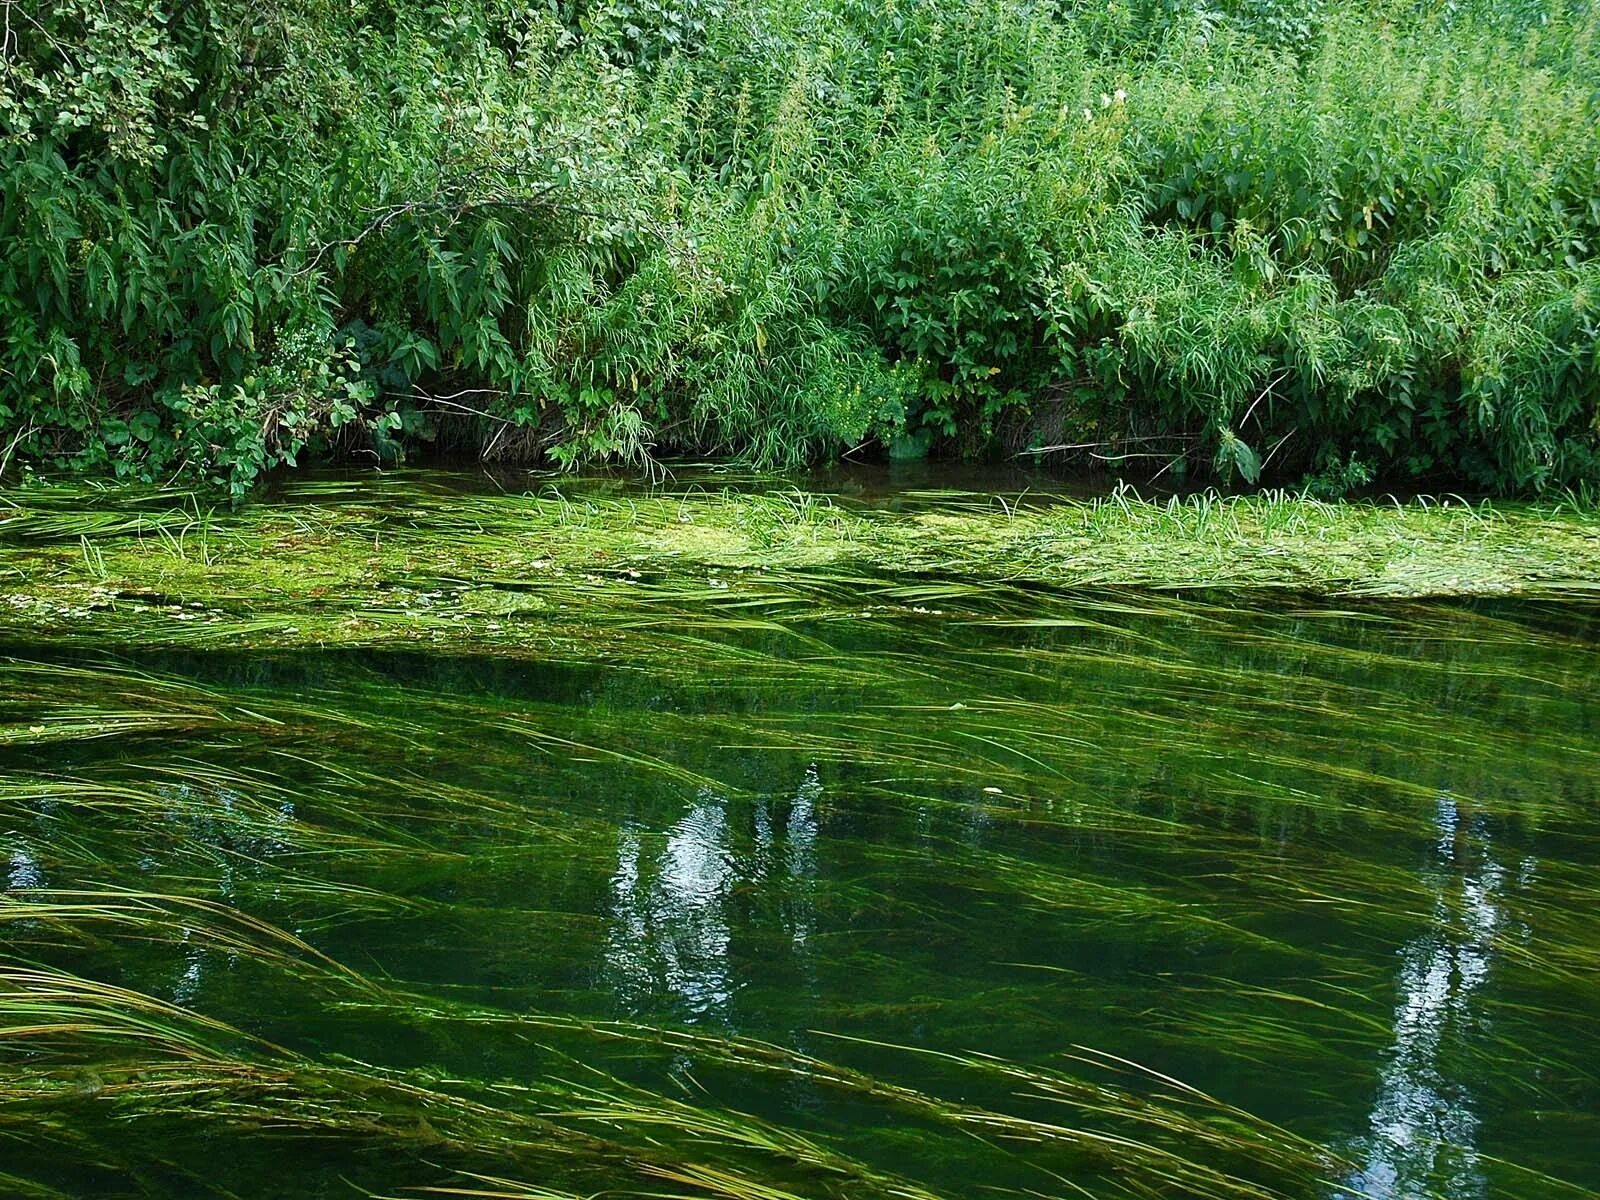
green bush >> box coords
[2,0,1596,496]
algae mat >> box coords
[3,472,1600,660]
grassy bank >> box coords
[3,474,1598,655]
[5,0,1599,495]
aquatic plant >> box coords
[3,548,1598,1196]
[2,475,1599,682]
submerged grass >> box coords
[0,927,1361,1200]
[0,622,1595,1197]
[2,474,1598,1198]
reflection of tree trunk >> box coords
[786,764,820,952]
[600,766,823,1026]
[1342,792,1504,1200]
[603,793,736,1020]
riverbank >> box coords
[12,0,1600,496]
[3,473,1599,655]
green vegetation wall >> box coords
[3,0,1598,495]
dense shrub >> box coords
[2,0,1596,495]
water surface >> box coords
[2,558,1597,1198]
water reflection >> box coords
[603,766,823,1022]
[606,793,737,1019]
[775,764,820,951]
[150,782,296,1005]
[7,845,43,890]
[1341,794,1518,1200]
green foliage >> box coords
[1,0,1597,494]
[1299,447,1375,499]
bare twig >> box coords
[1239,370,1289,431]
[1260,429,1296,472]
[1,420,37,478]
[1018,434,1194,457]
[296,185,572,276]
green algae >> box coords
[2,472,1599,656]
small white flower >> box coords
[1100,92,1112,108]
[1082,107,1093,120]
[1114,88,1127,103]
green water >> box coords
[2,501,1598,1198]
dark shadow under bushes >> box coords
[2,0,1597,498]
